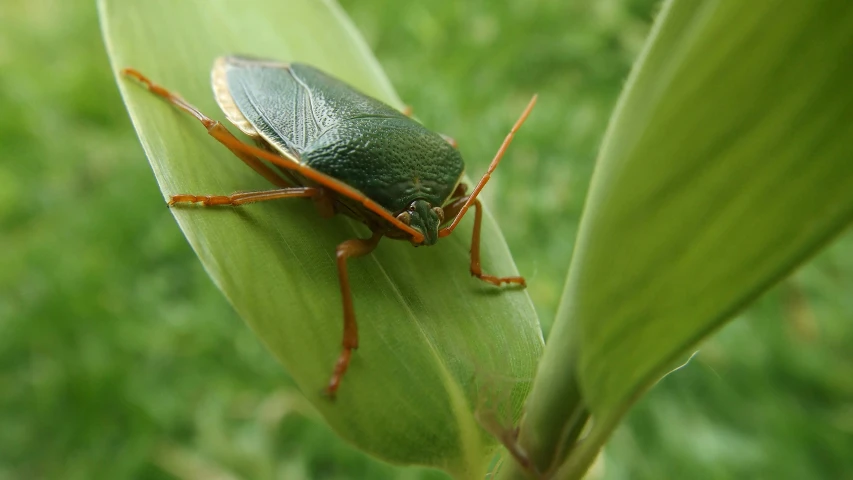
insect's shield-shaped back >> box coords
[99,0,543,476]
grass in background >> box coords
[1,0,851,479]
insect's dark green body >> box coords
[122,56,533,395]
[214,56,464,244]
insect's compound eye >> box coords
[432,207,445,224]
[396,211,412,225]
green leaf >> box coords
[509,0,853,477]
[98,0,543,476]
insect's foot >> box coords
[121,68,154,89]
[168,194,205,206]
[472,271,527,288]
[321,386,339,401]
[168,194,237,207]
[498,426,541,478]
[323,347,355,400]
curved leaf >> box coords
[509,0,853,477]
[99,0,543,475]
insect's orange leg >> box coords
[326,231,383,397]
[439,95,537,238]
[121,68,292,188]
[442,195,525,287]
[468,199,525,286]
[169,187,319,207]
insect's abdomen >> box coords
[303,117,464,213]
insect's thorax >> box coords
[301,117,464,213]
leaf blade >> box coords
[512,1,853,476]
[574,0,853,419]
[99,0,543,473]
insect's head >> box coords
[397,199,444,246]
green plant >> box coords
[100,0,853,479]
[501,1,853,477]
[99,0,542,478]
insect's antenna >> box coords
[439,94,537,237]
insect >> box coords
[122,56,536,396]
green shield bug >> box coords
[122,56,536,396]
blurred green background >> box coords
[2,0,852,479]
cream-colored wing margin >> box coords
[211,56,259,138]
